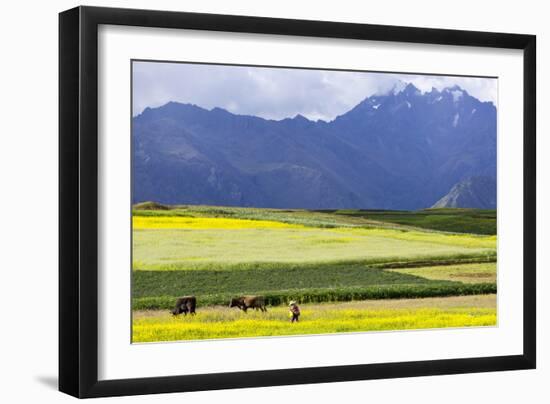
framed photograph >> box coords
[59,6,536,398]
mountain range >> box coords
[132,83,497,210]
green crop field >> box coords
[132,204,497,341]
[132,262,496,310]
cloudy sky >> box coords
[132,61,497,121]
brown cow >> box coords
[171,296,196,316]
[229,296,267,313]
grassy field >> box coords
[133,203,496,234]
[388,262,496,284]
[132,204,497,341]
[132,294,497,342]
[329,208,497,235]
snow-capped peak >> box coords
[391,80,408,95]
[442,85,467,103]
[451,89,464,102]
[375,80,418,97]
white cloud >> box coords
[133,61,497,121]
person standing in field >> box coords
[289,301,301,323]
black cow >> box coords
[171,296,196,316]
[229,296,267,313]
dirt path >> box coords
[133,293,496,319]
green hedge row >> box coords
[132,283,497,311]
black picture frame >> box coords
[59,5,536,398]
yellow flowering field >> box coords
[132,295,496,342]
[133,216,304,230]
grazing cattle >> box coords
[171,296,196,316]
[229,295,267,313]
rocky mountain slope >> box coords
[431,176,497,209]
